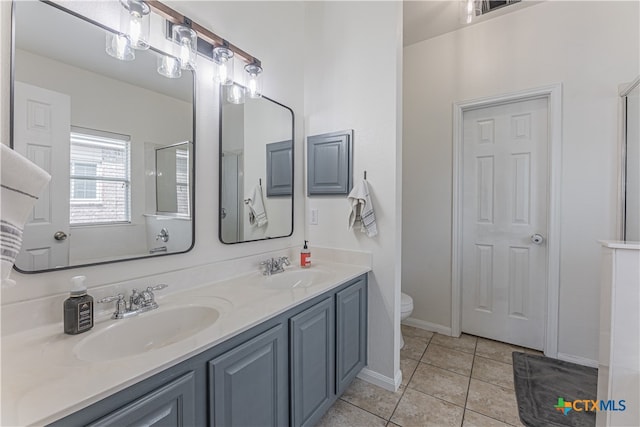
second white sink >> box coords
[259,267,332,289]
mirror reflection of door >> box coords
[13,82,71,270]
[221,152,243,243]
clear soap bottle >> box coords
[63,276,94,335]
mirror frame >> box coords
[10,0,197,273]
[619,76,640,241]
[218,87,295,244]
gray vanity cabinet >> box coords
[208,324,288,427]
[47,274,367,427]
[290,297,335,427]
[336,277,367,395]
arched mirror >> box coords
[11,1,195,272]
[219,84,294,244]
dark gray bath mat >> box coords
[512,352,598,427]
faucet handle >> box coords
[280,256,290,266]
[97,293,124,304]
[97,294,127,319]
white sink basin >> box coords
[259,268,332,289]
[74,305,219,362]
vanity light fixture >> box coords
[226,83,245,105]
[172,21,197,70]
[244,60,263,99]
[213,43,235,86]
[157,54,181,78]
[105,32,135,61]
[120,0,150,50]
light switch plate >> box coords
[310,209,319,225]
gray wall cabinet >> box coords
[307,130,353,196]
[266,140,293,197]
[209,325,288,427]
[48,275,367,427]
[290,297,335,427]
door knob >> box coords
[221,208,227,219]
[54,231,68,241]
[531,233,544,245]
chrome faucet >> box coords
[98,284,168,319]
[260,256,290,275]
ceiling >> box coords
[403,0,542,47]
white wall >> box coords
[403,1,639,362]
[1,1,305,303]
[304,1,403,388]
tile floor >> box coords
[317,326,544,427]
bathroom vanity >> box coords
[1,262,369,427]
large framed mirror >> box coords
[219,85,294,244]
[11,0,195,272]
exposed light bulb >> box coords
[129,12,142,46]
[179,39,191,66]
[466,0,474,23]
[244,62,263,99]
[227,84,245,104]
[248,78,258,97]
[213,46,234,85]
[218,61,228,84]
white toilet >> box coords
[400,292,414,349]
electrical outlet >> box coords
[310,209,319,225]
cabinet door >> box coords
[290,297,335,427]
[87,371,196,427]
[336,277,368,395]
[208,324,288,427]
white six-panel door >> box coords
[13,81,71,270]
[461,97,548,350]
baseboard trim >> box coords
[402,317,452,336]
[557,352,599,368]
[357,367,401,392]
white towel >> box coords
[245,184,268,227]
[1,144,51,285]
[347,180,378,237]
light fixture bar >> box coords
[146,0,257,65]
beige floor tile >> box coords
[401,324,434,342]
[471,356,515,390]
[400,335,428,361]
[465,379,521,426]
[316,399,387,427]
[462,410,512,427]
[422,343,474,376]
[431,333,477,354]
[387,423,402,427]
[400,358,419,387]
[390,388,464,427]
[407,363,469,407]
[475,338,523,364]
[341,378,404,420]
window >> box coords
[175,148,190,215]
[70,128,131,225]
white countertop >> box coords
[1,261,370,426]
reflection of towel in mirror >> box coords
[245,184,268,227]
[347,180,378,237]
[1,144,51,285]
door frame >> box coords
[451,84,562,357]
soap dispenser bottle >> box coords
[300,240,311,268]
[63,275,94,335]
